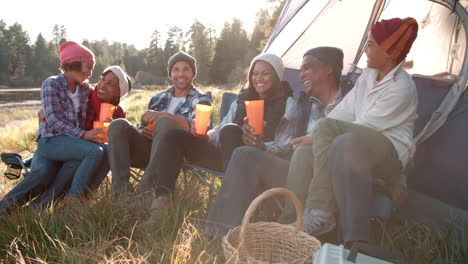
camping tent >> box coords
[263,0,468,245]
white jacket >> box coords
[328,61,418,167]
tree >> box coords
[211,19,249,84]
[31,33,49,82]
[146,29,164,77]
[187,21,215,83]
[250,9,273,54]
[6,23,31,80]
[0,20,9,84]
[51,24,67,45]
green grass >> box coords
[0,85,466,263]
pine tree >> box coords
[0,20,9,84]
[32,33,49,83]
[187,21,215,83]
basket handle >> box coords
[238,188,304,250]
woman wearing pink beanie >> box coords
[33,40,106,199]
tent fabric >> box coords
[265,0,468,146]
[264,0,468,245]
[409,88,468,210]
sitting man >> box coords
[108,51,211,195]
[290,18,419,245]
[203,47,344,237]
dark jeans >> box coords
[218,124,244,169]
[107,117,181,194]
[203,146,290,237]
[0,154,59,214]
[155,124,243,196]
[319,121,401,243]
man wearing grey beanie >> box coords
[107,51,211,196]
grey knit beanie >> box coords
[250,53,284,81]
[304,47,344,82]
[167,51,197,78]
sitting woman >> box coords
[141,53,291,222]
[31,65,132,208]
[0,62,131,215]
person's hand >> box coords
[37,109,45,121]
[191,119,209,140]
[141,110,161,125]
[140,126,154,140]
[242,117,265,148]
[81,128,105,143]
[389,174,408,211]
[291,136,313,149]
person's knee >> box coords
[165,128,188,144]
[291,145,313,164]
[86,145,105,163]
[230,146,261,164]
[312,118,336,140]
[330,133,363,170]
[154,116,178,135]
[220,124,242,139]
[108,119,132,138]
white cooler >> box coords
[314,243,402,264]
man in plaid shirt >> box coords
[108,51,211,195]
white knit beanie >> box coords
[249,53,284,81]
[103,65,130,97]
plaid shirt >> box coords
[138,85,212,130]
[36,74,91,140]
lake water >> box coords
[0,88,41,109]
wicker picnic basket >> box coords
[222,188,322,264]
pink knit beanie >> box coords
[59,41,95,65]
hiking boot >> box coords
[149,195,173,212]
[137,195,173,230]
[291,208,336,236]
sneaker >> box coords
[290,208,336,236]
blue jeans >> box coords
[36,136,104,197]
[0,154,59,214]
[30,144,109,208]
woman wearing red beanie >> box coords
[289,17,419,245]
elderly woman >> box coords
[0,65,131,215]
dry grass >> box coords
[0,85,466,263]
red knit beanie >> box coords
[371,17,418,63]
[59,41,95,65]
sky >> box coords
[0,0,276,49]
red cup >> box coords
[245,100,264,135]
[195,104,212,135]
[93,121,110,143]
[99,103,115,122]
[147,121,156,132]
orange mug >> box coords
[147,121,156,132]
[93,121,110,143]
[245,100,264,135]
[99,103,115,122]
[194,104,212,135]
